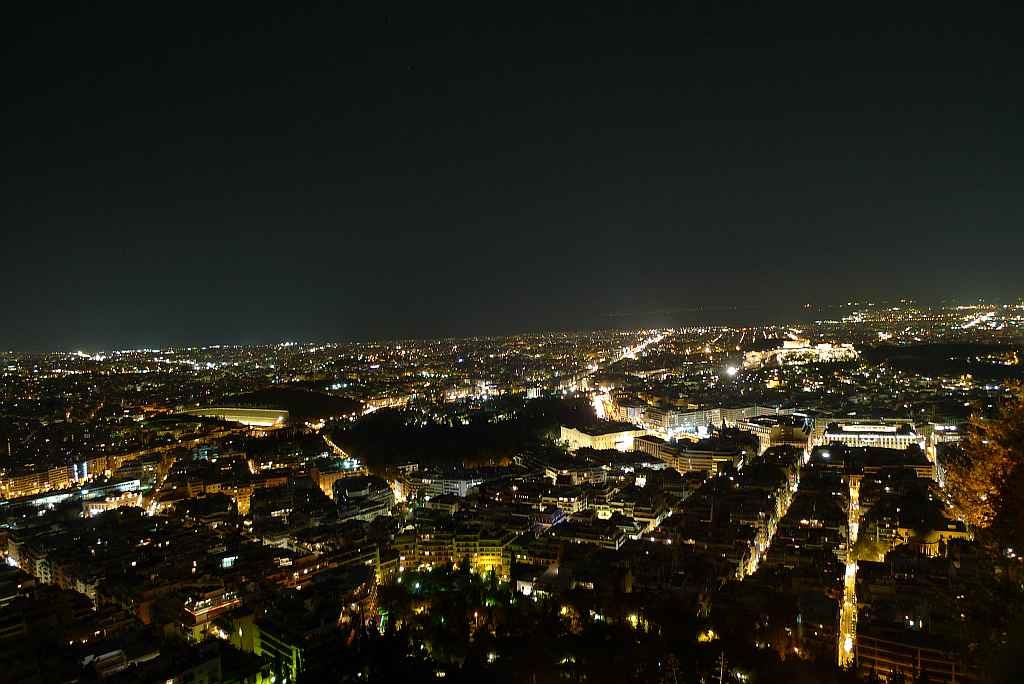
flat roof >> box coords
[564,422,640,436]
[826,422,916,436]
[183,407,289,427]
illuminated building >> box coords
[633,435,742,476]
[736,414,811,456]
[539,486,587,514]
[309,459,368,499]
[394,469,486,500]
[920,422,961,464]
[82,490,143,517]
[633,435,678,463]
[423,493,461,515]
[743,338,858,369]
[540,458,607,486]
[182,407,289,428]
[333,476,395,522]
[548,518,627,550]
[610,397,795,439]
[183,589,242,640]
[229,613,304,683]
[394,526,519,578]
[820,421,925,451]
[560,424,647,452]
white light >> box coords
[725,366,739,377]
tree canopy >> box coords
[945,382,1024,552]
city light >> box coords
[0,301,1019,681]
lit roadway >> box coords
[591,331,671,419]
[323,433,352,460]
[620,331,668,360]
[838,475,860,667]
[961,310,995,329]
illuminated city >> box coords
[4,4,1024,683]
[2,301,1023,681]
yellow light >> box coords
[697,628,719,643]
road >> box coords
[590,331,670,419]
[323,433,352,460]
[838,476,860,667]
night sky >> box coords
[4,4,1023,350]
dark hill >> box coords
[223,388,362,421]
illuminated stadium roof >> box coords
[182,407,289,427]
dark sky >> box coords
[4,3,1023,350]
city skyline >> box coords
[4,295,1022,353]
[1,298,1022,681]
